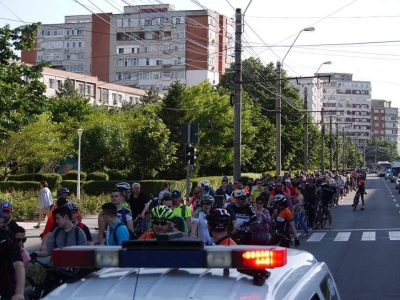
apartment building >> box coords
[42,66,152,108]
[371,99,400,154]
[21,4,233,93]
[316,72,372,146]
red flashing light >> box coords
[239,249,287,268]
[53,247,95,268]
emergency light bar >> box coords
[52,245,287,270]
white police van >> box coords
[43,233,340,300]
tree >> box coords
[140,85,162,105]
[55,77,80,98]
[47,95,94,124]
[129,108,176,179]
[0,23,49,133]
[0,113,65,180]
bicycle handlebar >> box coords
[30,259,79,277]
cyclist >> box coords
[267,182,290,208]
[171,190,191,232]
[139,205,181,239]
[68,202,93,245]
[10,226,30,276]
[268,194,300,248]
[95,188,134,245]
[0,210,25,300]
[0,201,19,233]
[304,178,317,227]
[316,183,335,229]
[228,190,257,245]
[40,197,70,243]
[101,202,130,246]
[158,195,187,234]
[191,195,215,244]
[285,179,297,207]
[207,207,236,245]
[357,174,366,210]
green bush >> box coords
[0,181,40,193]
[87,172,109,181]
[107,169,129,180]
[76,194,110,215]
[1,191,40,221]
[64,171,87,181]
[8,173,62,190]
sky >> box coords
[1,0,400,107]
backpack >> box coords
[120,207,129,225]
[112,222,137,245]
[53,226,80,248]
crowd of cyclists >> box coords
[0,169,367,299]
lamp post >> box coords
[316,61,332,74]
[77,128,84,200]
[276,27,315,176]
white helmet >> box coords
[234,189,247,199]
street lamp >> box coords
[276,27,315,176]
[316,61,332,74]
[77,128,84,200]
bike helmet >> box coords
[358,173,365,178]
[115,182,131,191]
[272,194,287,206]
[150,205,175,221]
[234,189,247,199]
[285,179,291,183]
[207,208,231,232]
[64,202,78,211]
[58,188,70,196]
[200,194,214,203]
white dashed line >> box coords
[362,232,376,241]
[334,232,351,242]
[389,231,400,240]
[307,232,326,242]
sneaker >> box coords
[33,225,40,229]
[302,233,309,237]
[326,225,332,229]
[351,204,355,207]
[360,206,365,210]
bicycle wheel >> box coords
[353,194,359,211]
[313,210,322,230]
[321,212,328,228]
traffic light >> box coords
[186,144,196,167]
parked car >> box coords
[396,174,400,189]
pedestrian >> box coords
[34,180,54,229]
[251,196,272,245]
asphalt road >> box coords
[300,175,400,300]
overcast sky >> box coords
[1,0,400,107]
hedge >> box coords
[0,181,40,193]
[7,173,62,190]
[63,171,87,181]
[107,169,128,180]
[86,172,109,181]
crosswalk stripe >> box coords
[334,232,351,241]
[389,231,400,240]
[307,232,326,242]
[361,232,375,241]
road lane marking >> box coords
[396,204,400,207]
[334,232,351,241]
[389,232,400,240]
[391,195,394,197]
[393,199,396,201]
[362,232,376,241]
[307,232,326,242]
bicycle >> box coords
[352,190,367,211]
[269,230,299,249]
[295,204,308,230]
[25,259,80,300]
[313,201,329,230]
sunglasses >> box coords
[17,237,27,243]
[152,220,170,226]
[256,201,264,204]
[202,202,212,206]
[237,197,247,200]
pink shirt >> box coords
[21,248,30,262]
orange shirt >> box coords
[139,232,156,240]
[217,238,237,246]
[277,207,294,222]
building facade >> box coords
[371,99,400,154]
[21,4,233,93]
[316,72,372,146]
[41,66,153,108]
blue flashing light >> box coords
[120,249,206,268]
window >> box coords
[118,94,122,103]
[87,85,92,96]
[78,84,84,94]
[146,58,150,66]
[49,79,54,89]
[374,123,379,127]
[57,80,62,89]
[112,94,117,105]
[117,19,123,27]
[156,59,163,65]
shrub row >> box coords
[7,174,62,190]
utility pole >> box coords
[233,8,242,180]
[304,87,308,173]
[336,124,339,171]
[276,61,282,176]
[342,128,346,170]
[329,115,333,171]
[321,108,325,173]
